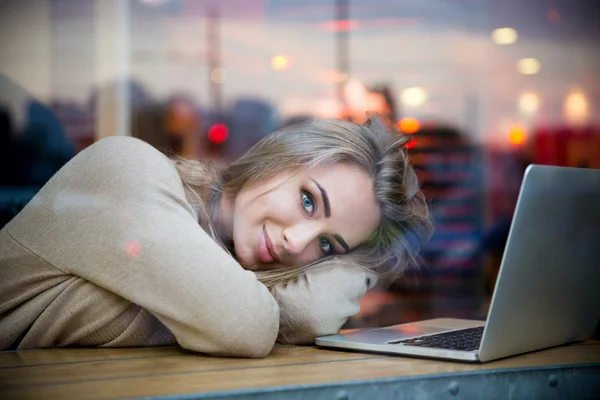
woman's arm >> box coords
[273,265,376,344]
[8,137,279,357]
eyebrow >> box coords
[311,179,331,217]
[310,178,350,254]
[333,234,350,253]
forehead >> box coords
[304,163,380,248]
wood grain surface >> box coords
[1,341,598,399]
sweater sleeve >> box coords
[7,137,279,358]
[273,264,377,344]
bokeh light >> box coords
[405,138,417,149]
[271,55,292,70]
[343,79,368,117]
[401,87,428,108]
[320,19,359,32]
[518,92,540,114]
[208,123,229,143]
[398,117,421,134]
[210,68,227,84]
[491,27,518,45]
[564,91,589,126]
[517,58,541,75]
[547,7,561,23]
[507,125,527,145]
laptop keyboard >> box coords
[389,326,484,352]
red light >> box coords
[405,138,417,149]
[547,7,561,23]
[320,19,359,32]
[208,123,228,143]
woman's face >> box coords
[230,162,381,270]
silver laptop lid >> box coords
[479,165,600,362]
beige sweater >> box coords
[0,136,374,357]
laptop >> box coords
[316,165,600,362]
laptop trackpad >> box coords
[343,324,449,344]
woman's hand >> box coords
[272,265,376,344]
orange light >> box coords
[271,55,291,70]
[208,123,228,143]
[398,117,421,134]
[508,126,527,145]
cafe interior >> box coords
[1,0,599,332]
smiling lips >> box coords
[257,225,277,263]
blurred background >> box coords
[1,0,599,329]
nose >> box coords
[282,222,320,255]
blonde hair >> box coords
[172,117,433,289]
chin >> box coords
[234,247,255,270]
[239,260,260,271]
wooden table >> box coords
[1,341,599,399]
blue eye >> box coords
[301,191,315,215]
[319,237,333,255]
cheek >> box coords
[235,187,300,234]
[295,250,323,266]
[235,189,264,219]
[235,193,278,229]
[260,191,298,221]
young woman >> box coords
[0,117,432,357]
